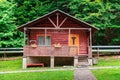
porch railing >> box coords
[24,46,78,57]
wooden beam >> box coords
[27,27,90,30]
[48,17,57,28]
[56,13,59,28]
[59,17,67,28]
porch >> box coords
[23,28,93,69]
[24,46,78,57]
[23,28,92,58]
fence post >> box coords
[4,48,7,60]
[97,47,99,58]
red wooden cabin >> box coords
[18,9,98,69]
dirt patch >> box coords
[93,52,120,57]
[0,56,22,61]
[98,55,120,61]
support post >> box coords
[88,28,93,66]
[74,56,78,67]
[69,29,71,45]
[50,56,54,68]
[45,29,47,46]
[23,56,27,69]
[89,28,92,58]
[24,28,26,46]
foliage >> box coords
[68,0,120,45]
[0,0,23,47]
[13,0,57,25]
[0,0,120,47]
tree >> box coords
[1,0,120,47]
[0,0,23,47]
[13,0,57,26]
[68,0,120,45]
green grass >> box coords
[1,56,120,80]
[92,69,120,80]
[0,57,74,71]
[94,56,120,66]
[0,70,73,80]
[0,56,120,71]
[0,59,22,71]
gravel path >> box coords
[0,68,73,74]
[74,67,97,80]
[0,66,120,74]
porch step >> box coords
[78,62,89,67]
[78,56,88,62]
[78,56,89,67]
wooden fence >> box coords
[0,46,120,57]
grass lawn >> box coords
[0,56,120,71]
[1,56,120,80]
[94,56,120,66]
[92,68,120,80]
[0,57,74,71]
[0,70,73,80]
[0,57,22,71]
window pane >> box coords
[46,36,51,46]
[38,36,44,45]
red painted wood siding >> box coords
[79,31,88,54]
[29,30,88,54]
[28,13,88,54]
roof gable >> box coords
[18,9,99,31]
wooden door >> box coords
[69,34,79,55]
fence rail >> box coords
[0,48,23,54]
[92,46,120,52]
[0,46,120,54]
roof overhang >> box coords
[18,9,99,32]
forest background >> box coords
[0,0,120,47]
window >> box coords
[38,36,51,46]
[46,36,51,45]
[38,36,44,45]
